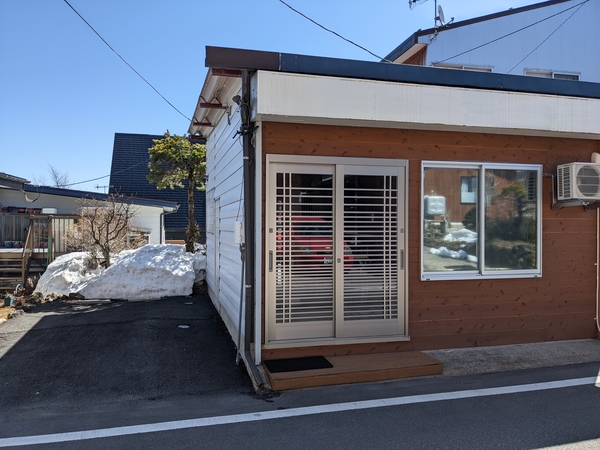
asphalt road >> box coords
[0,295,254,438]
[1,295,599,449]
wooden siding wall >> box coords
[402,47,426,66]
[261,121,599,357]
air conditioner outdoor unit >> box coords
[557,162,600,201]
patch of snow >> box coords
[35,244,207,301]
[429,246,479,263]
[192,252,206,284]
[443,228,478,244]
[430,246,468,260]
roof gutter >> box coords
[0,172,29,190]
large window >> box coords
[422,162,542,280]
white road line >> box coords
[0,377,597,447]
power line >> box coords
[507,1,587,74]
[277,0,392,63]
[62,0,191,122]
[65,160,149,188]
[434,0,589,65]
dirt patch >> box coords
[0,304,15,321]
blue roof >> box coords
[108,133,206,232]
[0,172,29,189]
[22,184,177,210]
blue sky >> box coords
[0,0,534,192]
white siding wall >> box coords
[132,204,164,245]
[204,80,245,334]
[421,0,600,81]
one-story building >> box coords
[1,173,178,289]
[189,45,600,389]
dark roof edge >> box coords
[384,32,420,63]
[114,132,164,139]
[206,46,600,100]
[0,172,30,189]
[385,0,575,61]
[205,46,280,71]
[23,185,178,210]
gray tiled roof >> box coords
[108,133,206,233]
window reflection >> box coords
[422,164,540,278]
[484,170,537,270]
[423,168,479,272]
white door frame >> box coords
[265,154,409,348]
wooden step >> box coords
[0,277,22,292]
[263,351,443,391]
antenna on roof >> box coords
[435,2,453,28]
[409,0,453,28]
[95,185,113,193]
[408,0,428,10]
[437,4,445,26]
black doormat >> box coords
[264,356,333,373]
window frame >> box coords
[421,161,542,281]
[524,69,580,81]
[460,176,477,204]
[433,62,493,73]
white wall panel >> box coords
[203,79,245,335]
[420,0,599,81]
[253,71,600,139]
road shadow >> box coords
[0,293,253,413]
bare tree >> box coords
[64,194,143,268]
[48,164,70,188]
[33,164,71,188]
[32,174,48,186]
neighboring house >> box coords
[386,0,600,81]
[108,132,206,242]
[0,174,177,289]
[189,45,600,389]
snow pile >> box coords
[430,246,468,260]
[430,246,478,263]
[443,228,478,244]
[35,252,103,297]
[36,244,207,301]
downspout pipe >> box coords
[239,69,264,388]
[160,205,179,244]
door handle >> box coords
[269,251,273,272]
[400,250,405,270]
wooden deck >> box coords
[263,351,443,391]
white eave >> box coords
[189,68,241,138]
[392,43,427,64]
[251,70,600,139]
